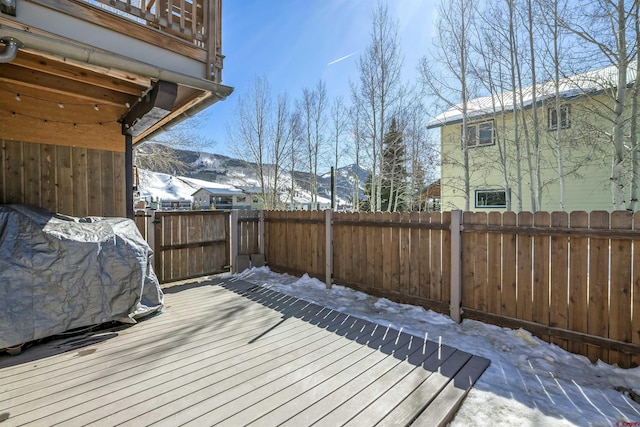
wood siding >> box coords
[0,139,126,217]
[439,95,623,212]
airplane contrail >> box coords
[327,51,357,66]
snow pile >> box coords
[226,267,640,426]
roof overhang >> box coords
[0,21,233,151]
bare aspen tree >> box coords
[330,96,349,206]
[351,3,404,212]
[504,0,527,212]
[559,0,636,210]
[288,109,302,209]
[348,105,364,211]
[270,92,295,209]
[538,0,572,210]
[330,97,348,175]
[227,76,270,207]
[473,4,516,211]
[420,0,477,211]
[404,101,436,211]
[524,0,543,210]
[299,80,328,210]
[227,76,292,210]
[631,2,640,212]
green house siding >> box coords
[439,95,627,212]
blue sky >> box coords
[193,0,437,156]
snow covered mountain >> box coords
[136,146,369,207]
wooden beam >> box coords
[1,111,124,152]
[12,51,147,96]
[0,64,137,108]
[16,47,151,88]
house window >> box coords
[463,120,495,148]
[475,190,507,208]
[548,105,570,130]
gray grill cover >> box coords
[0,205,163,349]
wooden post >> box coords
[230,209,239,273]
[146,209,156,250]
[125,134,134,219]
[326,209,333,289]
[258,210,265,254]
[153,211,163,282]
[450,210,463,323]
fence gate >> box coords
[150,210,230,283]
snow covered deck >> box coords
[0,276,489,426]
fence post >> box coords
[258,210,265,255]
[325,209,333,289]
[230,210,239,273]
[153,211,163,282]
[450,210,463,323]
[146,209,155,250]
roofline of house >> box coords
[191,188,246,197]
[426,65,636,130]
[426,91,593,130]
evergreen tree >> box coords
[412,162,427,211]
[381,117,408,211]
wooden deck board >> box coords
[411,355,492,426]
[0,276,490,427]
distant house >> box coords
[0,1,232,218]
[285,192,332,211]
[415,180,441,212]
[159,199,192,211]
[192,187,251,210]
[427,62,637,212]
[237,186,268,210]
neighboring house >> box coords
[159,199,192,211]
[192,187,251,210]
[0,0,232,218]
[285,193,332,211]
[415,180,441,212]
[237,186,268,210]
[427,63,636,212]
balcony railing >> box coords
[77,0,223,82]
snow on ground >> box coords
[223,267,640,427]
[138,169,243,202]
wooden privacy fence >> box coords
[134,209,263,283]
[264,210,327,278]
[263,209,640,368]
[460,210,640,369]
[135,210,229,282]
